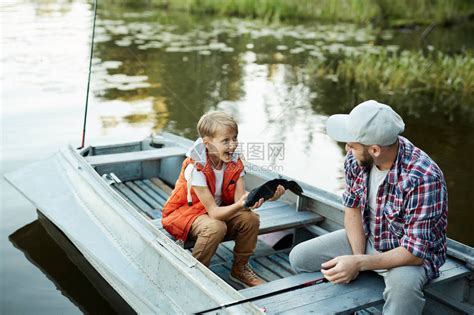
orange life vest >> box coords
[162,157,244,241]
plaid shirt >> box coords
[343,136,448,280]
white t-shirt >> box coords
[367,164,389,247]
[184,164,244,205]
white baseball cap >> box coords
[326,100,405,146]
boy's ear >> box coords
[202,136,210,145]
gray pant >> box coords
[289,229,427,315]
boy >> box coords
[162,111,284,287]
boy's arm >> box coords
[193,185,250,221]
[234,176,246,203]
[234,176,279,206]
[234,177,285,204]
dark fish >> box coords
[244,178,304,208]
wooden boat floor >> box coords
[209,240,296,290]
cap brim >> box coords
[326,114,356,143]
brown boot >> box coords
[230,256,265,287]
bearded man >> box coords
[289,100,448,315]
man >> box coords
[289,100,448,314]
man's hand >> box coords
[321,255,361,284]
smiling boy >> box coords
[162,111,284,287]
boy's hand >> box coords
[238,193,264,210]
[238,192,249,205]
[268,185,285,201]
[249,198,264,210]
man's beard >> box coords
[357,147,374,168]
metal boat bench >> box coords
[85,146,187,166]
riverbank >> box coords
[309,49,474,116]
[112,0,474,26]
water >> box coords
[1,1,473,313]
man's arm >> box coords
[344,207,366,255]
[359,246,423,270]
[321,247,423,284]
[322,177,447,284]
[341,152,366,255]
[323,199,427,283]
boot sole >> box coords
[229,273,251,288]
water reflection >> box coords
[90,9,391,140]
[9,214,134,314]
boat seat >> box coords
[152,201,324,249]
[86,146,187,166]
[111,177,323,249]
[240,257,470,314]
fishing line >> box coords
[194,276,328,314]
[79,0,98,149]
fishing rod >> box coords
[78,0,98,149]
[194,276,328,314]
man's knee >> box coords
[289,242,313,273]
[289,230,351,273]
[383,266,426,304]
[384,281,424,302]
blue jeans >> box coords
[289,229,427,315]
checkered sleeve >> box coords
[342,153,362,208]
[400,177,448,261]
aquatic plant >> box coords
[111,0,474,25]
[309,49,474,115]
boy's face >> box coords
[204,127,238,165]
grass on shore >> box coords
[121,0,474,25]
[309,49,474,113]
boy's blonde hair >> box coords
[197,111,238,138]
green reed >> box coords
[309,49,474,112]
[128,0,474,25]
